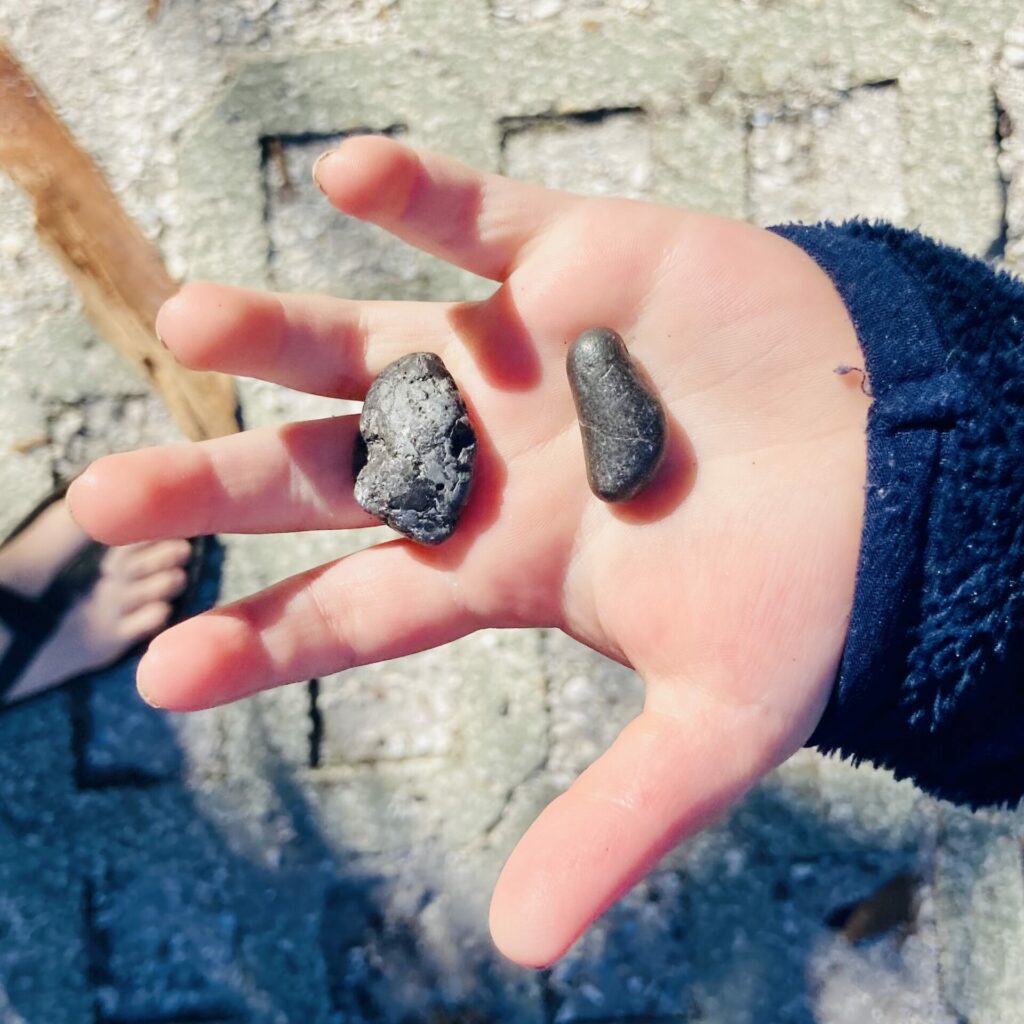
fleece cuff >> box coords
[770,220,1024,809]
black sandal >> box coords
[0,483,206,706]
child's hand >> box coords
[68,136,870,967]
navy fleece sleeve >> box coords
[769,221,1024,810]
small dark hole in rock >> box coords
[449,419,474,457]
[352,432,368,476]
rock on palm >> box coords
[67,136,870,966]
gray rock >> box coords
[567,327,667,502]
[354,352,476,545]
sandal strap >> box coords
[0,584,60,701]
[0,583,58,643]
[0,543,106,703]
[38,541,105,619]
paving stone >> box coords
[301,760,456,856]
[933,805,1024,1024]
[0,175,79,331]
[900,38,1004,256]
[316,646,461,764]
[681,812,933,1023]
[798,750,939,855]
[180,48,494,298]
[651,105,747,218]
[236,374,360,440]
[491,0,652,24]
[73,701,223,804]
[0,696,90,1024]
[455,628,549,808]
[0,821,91,1024]
[208,516,384,778]
[319,858,546,1023]
[542,631,643,791]
[727,0,836,97]
[997,17,1024,275]
[43,393,179,480]
[307,629,547,854]
[188,0,401,49]
[595,753,943,1023]
[0,0,232,289]
[77,788,331,1024]
[808,880,956,1024]
[412,853,547,1021]
[0,365,53,537]
[264,130,460,301]
[501,109,653,199]
[0,311,174,572]
[7,316,149,407]
[550,870,694,1022]
[74,659,185,787]
[749,83,908,227]
[0,691,76,834]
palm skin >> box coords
[67,136,870,967]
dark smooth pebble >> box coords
[567,327,667,502]
[354,352,476,545]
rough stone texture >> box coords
[355,352,477,544]
[933,805,1024,1023]
[543,631,643,792]
[0,696,91,1024]
[502,110,653,199]
[2,0,1023,1020]
[491,0,652,24]
[78,787,331,1024]
[997,16,1024,275]
[549,870,694,1021]
[567,327,666,502]
[263,128,471,301]
[749,83,908,228]
[316,646,461,765]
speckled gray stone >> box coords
[354,352,476,544]
[567,327,667,502]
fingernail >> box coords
[137,678,162,709]
[155,292,183,347]
[312,149,337,194]
[63,482,82,527]
[136,652,164,708]
[65,469,96,511]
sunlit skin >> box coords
[67,135,870,967]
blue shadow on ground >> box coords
[0,538,930,1024]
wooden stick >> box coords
[0,40,238,441]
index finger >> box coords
[314,135,579,281]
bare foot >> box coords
[0,498,193,705]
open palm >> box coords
[68,136,870,967]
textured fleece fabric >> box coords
[769,221,1024,810]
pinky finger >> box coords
[136,541,477,711]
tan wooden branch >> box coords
[0,40,237,441]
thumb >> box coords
[488,683,790,967]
